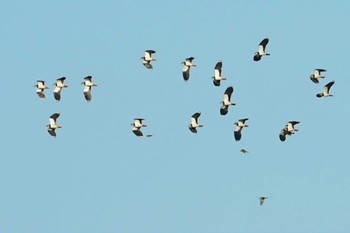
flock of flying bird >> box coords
[34,38,336,205]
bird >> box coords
[310,69,326,84]
[53,77,68,102]
[316,81,335,98]
[234,118,249,141]
[47,112,62,137]
[253,38,270,61]
[220,86,235,115]
[131,118,147,137]
[240,149,249,154]
[259,196,268,205]
[34,80,49,100]
[212,61,226,86]
[188,112,203,133]
[279,121,300,142]
[81,76,97,102]
[182,57,196,81]
[141,50,156,69]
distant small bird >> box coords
[34,80,49,100]
[253,38,270,61]
[240,149,249,154]
[279,121,300,142]
[316,81,335,98]
[220,86,235,115]
[234,118,249,141]
[182,57,196,81]
[310,69,326,84]
[212,61,226,86]
[53,77,68,102]
[188,112,203,133]
[131,118,147,137]
[259,196,268,205]
[141,50,156,69]
[47,112,62,137]
[81,76,97,102]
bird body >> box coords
[182,57,196,81]
[279,121,299,142]
[212,61,226,86]
[253,38,270,61]
[188,112,203,133]
[53,77,68,102]
[310,69,326,84]
[316,81,335,97]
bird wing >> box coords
[234,128,242,141]
[53,86,61,93]
[50,113,60,121]
[258,38,269,53]
[253,54,261,61]
[47,127,56,137]
[191,112,201,121]
[186,57,194,62]
[279,131,286,142]
[224,86,233,100]
[310,77,319,84]
[220,106,228,115]
[84,76,92,82]
[36,91,45,99]
[315,69,326,75]
[188,126,197,133]
[213,79,221,86]
[144,50,155,60]
[182,69,190,81]
[143,62,153,69]
[54,92,61,101]
[239,118,249,124]
[132,128,143,137]
[83,85,91,93]
[214,62,222,77]
[324,81,335,94]
[84,91,92,102]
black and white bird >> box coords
[47,112,61,137]
[131,118,147,137]
[234,118,249,141]
[188,112,203,133]
[34,80,49,100]
[253,38,270,61]
[141,50,156,69]
[259,196,268,205]
[240,149,249,154]
[220,86,235,115]
[81,76,98,102]
[310,69,326,84]
[53,77,68,102]
[279,121,300,142]
[212,61,226,86]
[316,81,335,98]
[182,57,196,81]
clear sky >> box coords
[1,1,349,232]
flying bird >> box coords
[234,118,249,141]
[253,38,270,61]
[81,76,97,102]
[240,149,249,154]
[47,112,62,137]
[310,69,326,84]
[279,121,300,142]
[188,112,203,133]
[53,77,68,102]
[220,86,235,115]
[212,61,226,86]
[259,196,268,205]
[131,118,147,137]
[34,80,49,100]
[316,81,335,98]
[141,50,156,69]
[182,57,196,81]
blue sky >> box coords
[1,1,349,232]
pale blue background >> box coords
[0,1,349,233]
